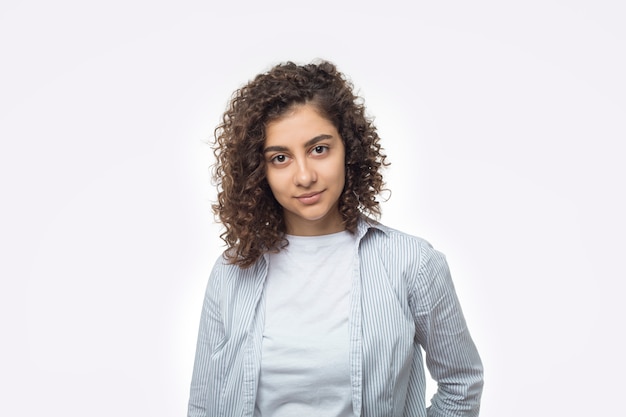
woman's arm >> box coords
[411,246,484,417]
[187,259,226,417]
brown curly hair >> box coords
[212,60,388,268]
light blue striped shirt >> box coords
[188,218,483,417]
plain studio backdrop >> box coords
[1,1,624,415]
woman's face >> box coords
[264,104,346,236]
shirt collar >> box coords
[355,216,390,242]
[261,217,389,264]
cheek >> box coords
[335,158,347,184]
[265,170,286,196]
[265,173,277,194]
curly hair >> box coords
[212,60,388,268]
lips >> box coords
[295,191,323,205]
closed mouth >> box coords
[295,191,322,198]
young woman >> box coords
[188,61,483,417]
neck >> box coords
[284,215,345,236]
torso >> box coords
[254,231,357,417]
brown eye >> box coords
[312,145,328,155]
[271,154,288,164]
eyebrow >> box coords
[263,134,334,153]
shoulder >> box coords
[205,252,267,296]
[210,251,267,278]
[360,220,442,263]
[359,220,451,289]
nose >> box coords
[293,158,317,187]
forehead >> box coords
[264,104,338,145]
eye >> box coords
[270,154,289,165]
[311,145,329,156]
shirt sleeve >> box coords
[187,257,226,417]
[411,245,484,417]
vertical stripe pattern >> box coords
[188,219,483,417]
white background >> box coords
[1,1,624,415]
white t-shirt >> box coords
[254,231,357,417]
